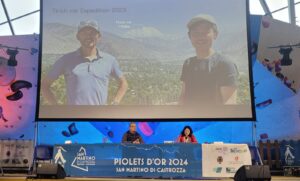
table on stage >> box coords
[52,143,251,178]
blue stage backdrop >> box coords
[37,121,253,144]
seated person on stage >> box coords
[122,122,144,144]
[177,126,198,143]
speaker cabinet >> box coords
[36,163,66,179]
[234,165,271,181]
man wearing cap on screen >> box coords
[42,20,128,105]
[179,14,238,106]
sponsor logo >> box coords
[230,148,248,153]
[54,146,67,167]
[213,167,222,173]
[71,146,96,172]
[284,145,295,166]
[228,156,244,165]
[228,159,243,165]
[226,167,236,173]
[215,147,229,154]
[217,156,223,164]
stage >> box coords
[0,176,300,181]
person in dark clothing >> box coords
[122,122,144,144]
[179,14,238,106]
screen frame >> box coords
[36,0,256,121]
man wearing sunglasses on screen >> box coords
[42,20,128,105]
[179,14,238,106]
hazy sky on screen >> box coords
[43,0,247,37]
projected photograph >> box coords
[39,0,253,119]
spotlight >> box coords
[6,49,19,67]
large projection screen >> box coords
[38,0,254,119]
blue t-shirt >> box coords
[47,49,123,105]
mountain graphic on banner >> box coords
[71,147,89,172]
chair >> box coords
[34,145,53,161]
[31,145,54,175]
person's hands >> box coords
[133,139,140,144]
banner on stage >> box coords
[53,144,202,178]
[202,143,251,177]
[0,140,34,168]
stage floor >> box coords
[0,176,300,181]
